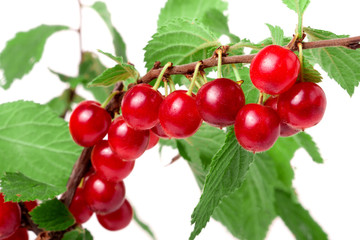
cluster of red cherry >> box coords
[0,194,37,240]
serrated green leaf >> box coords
[144,18,220,72]
[282,0,310,15]
[91,2,127,61]
[133,208,157,240]
[266,24,284,46]
[275,190,328,240]
[63,228,93,240]
[0,25,69,89]
[157,0,227,27]
[293,131,323,163]
[30,199,75,231]
[0,101,82,187]
[302,57,322,83]
[212,153,277,240]
[0,172,65,202]
[303,27,360,96]
[189,129,255,240]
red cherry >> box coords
[121,84,163,130]
[196,78,245,127]
[250,45,300,95]
[69,101,112,147]
[108,117,149,161]
[146,131,159,150]
[92,140,135,182]
[264,96,300,137]
[151,123,170,139]
[69,187,93,224]
[2,228,28,240]
[96,199,133,231]
[0,193,21,239]
[23,200,38,212]
[278,82,326,130]
[159,90,202,138]
[234,104,280,152]
[83,173,126,214]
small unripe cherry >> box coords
[69,101,112,147]
[0,193,21,239]
[96,199,133,231]
[69,187,93,224]
[91,140,135,182]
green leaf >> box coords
[189,129,255,240]
[0,172,65,202]
[89,51,139,87]
[266,24,284,46]
[46,89,84,117]
[275,190,328,240]
[91,2,127,61]
[0,101,82,187]
[30,199,75,231]
[212,153,277,240]
[144,18,220,72]
[157,0,227,27]
[302,57,322,83]
[0,25,69,89]
[293,132,323,163]
[303,27,360,95]
[133,208,157,240]
[282,0,310,16]
[63,228,93,240]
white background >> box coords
[0,0,360,239]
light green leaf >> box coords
[0,172,66,202]
[157,0,227,27]
[91,2,127,61]
[302,57,322,83]
[0,101,82,187]
[266,24,284,46]
[282,0,310,15]
[304,27,360,95]
[212,153,277,240]
[63,228,93,240]
[30,199,75,231]
[189,129,255,240]
[46,89,84,117]
[275,190,328,240]
[293,132,323,163]
[0,25,69,89]
[133,208,157,240]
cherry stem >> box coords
[153,62,172,90]
[195,81,202,89]
[216,49,223,79]
[168,76,176,93]
[164,80,169,97]
[187,61,202,96]
[200,72,208,83]
[297,42,304,82]
[257,92,264,105]
[101,90,120,108]
[231,64,242,82]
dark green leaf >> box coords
[266,24,284,46]
[0,101,82,187]
[282,0,310,15]
[275,190,328,240]
[0,25,69,89]
[189,129,255,240]
[0,172,65,202]
[212,153,277,240]
[30,199,75,231]
[63,228,93,240]
[157,0,227,27]
[91,2,127,61]
[304,27,360,95]
[133,208,157,240]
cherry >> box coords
[69,100,112,147]
[264,96,300,137]
[151,123,170,139]
[23,200,38,212]
[83,173,126,214]
[234,104,280,152]
[278,82,326,130]
[121,84,163,130]
[146,131,159,150]
[91,140,135,182]
[108,117,149,161]
[69,187,93,224]
[159,90,202,138]
[96,199,133,231]
[0,193,21,239]
[250,45,300,95]
[2,228,28,240]
[196,78,245,127]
